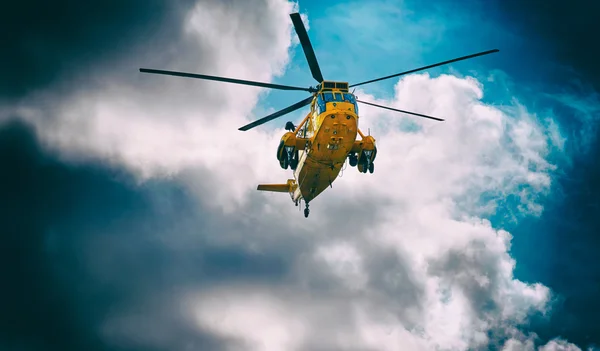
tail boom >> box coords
[257,179,297,195]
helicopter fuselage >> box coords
[267,84,378,209]
[292,101,358,203]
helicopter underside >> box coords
[270,105,379,217]
[292,110,358,204]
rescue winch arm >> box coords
[357,128,366,139]
[294,112,312,134]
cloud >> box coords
[84,68,572,349]
[0,0,196,101]
[176,69,577,349]
[0,1,590,350]
[0,121,226,351]
[502,336,584,351]
[539,339,584,351]
[6,0,301,211]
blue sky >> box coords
[268,0,542,95]
[261,0,588,140]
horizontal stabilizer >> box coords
[257,184,290,193]
[257,179,296,194]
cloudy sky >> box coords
[1,0,599,350]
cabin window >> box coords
[316,94,326,114]
[344,93,359,113]
[334,92,342,101]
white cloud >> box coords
[539,339,584,351]
[501,336,584,351]
[178,72,565,350]
[500,336,584,351]
[191,287,308,351]
[12,0,300,212]
[3,1,585,351]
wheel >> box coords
[368,162,374,173]
[281,156,288,169]
[358,162,365,173]
[277,140,285,161]
[285,121,296,131]
[349,153,357,167]
[357,153,366,166]
[290,158,298,170]
[304,208,309,218]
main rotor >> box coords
[139,12,499,131]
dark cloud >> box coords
[428,241,517,349]
[0,0,198,101]
[0,120,299,350]
[364,246,424,324]
[0,1,297,349]
[3,119,398,351]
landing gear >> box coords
[358,162,365,173]
[290,156,298,170]
[356,149,376,174]
[357,158,375,173]
[304,203,310,218]
[357,153,368,173]
[277,140,299,170]
[348,152,358,167]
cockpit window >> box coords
[317,92,358,113]
[343,93,358,113]
[316,93,325,114]
[322,92,346,102]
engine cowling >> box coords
[276,131,310,170]
[277,132,298,170]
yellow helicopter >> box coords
[140,12,498,218]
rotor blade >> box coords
[356,99,444,122]
[139,68,311,92]
[350,49,499,88]
[239,96,313,131]
[290,13,324,83]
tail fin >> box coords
[257,179,296,193]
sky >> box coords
[1,0,599,350]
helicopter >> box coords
[139,12,499,218]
